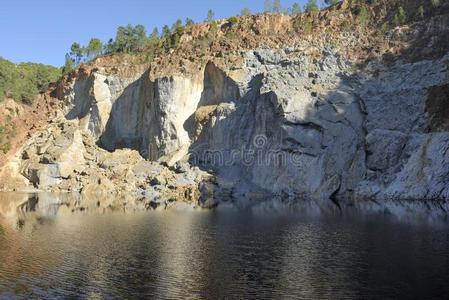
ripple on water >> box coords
[0,195,449,298]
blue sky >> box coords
[0,0,317,67]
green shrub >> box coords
[290,2,302,14]
[114,25,148,53]
[0,142,11,154]
[303,19,313,34]
[359,5,370,28]
[376,22,389,37]
[304,0,319,13]
[417,5,424,19]
[185,18,195,27]
[228,16,238,25]
[292,18,301,33]
[241,8,251,16]
[197,36,211,51]
[431,0,440,8]
[206,9,215,22]
[325,0,340,6]
[341,19,353,32]
[393,6,407,26]
[225,31,238,39]
[210,21,218,33]
[398,7,407,23]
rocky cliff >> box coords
[1,0,449,212]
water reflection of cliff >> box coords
[0,193,74,230]
[0,198,448,298]
[0,192,448,232]
[0,192,151,231]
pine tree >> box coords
[398,6,406,24]
[62,54,75,75]
[264,0,273,12]
[241,7,251,16]
[431,0,440,8]
[104,38,115,54]
[417,6,424,19]
[172,19,183,31]
[149,28,159,45]
[291,2,302,14]
[324,0,339,6]
[70,42,84,64]
[86,38,103,59]
[206,9,215,22]
[185,18,194,27]
[162,25,171,38]
[272,0,282,13]
[304,0,319,13]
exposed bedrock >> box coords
[9,47,449,206]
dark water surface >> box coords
[1,202,449,299]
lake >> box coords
[0,193,448,299]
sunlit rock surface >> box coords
[1,46,449,209]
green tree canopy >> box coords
[324,0,340,6]
[115,24,148,53]
[417,5,424,19]
[62,54,75,75]
[393,6,407,26]
[206,9,215,22]
[70,42,84,64]
[134,25,148,50]
[228,16,238,24]
[162,25,171,37]
[431,0,440,8]
[86,38,103,59]
[149,28,159,45]
[264,0,284,13]
[185,18,195,26]
[0,58,60,104]
[272,0,282,13]
[304,0,319,13]
[291,2,302,14]
[241,7,251,16]
[104,38,116,54]
[264,0,273,12]
[172,19,183,31]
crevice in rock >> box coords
[329,181,342,213]
[425,83,449,132]
[283,120,323,132]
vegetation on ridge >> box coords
[3,0,444,105]
[63,0,341,72]
[0,126,12,154]
[63,0,445,74]
[0,58,60,104]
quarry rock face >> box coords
[354,55,449,202]
[3,43,448,210]
[1,0,449,211]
